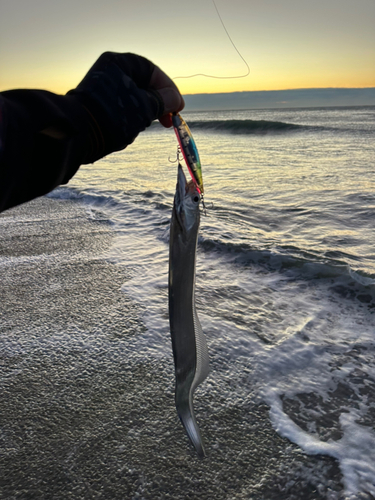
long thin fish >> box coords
[168,163,209,458]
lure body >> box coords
[172,113,204,194]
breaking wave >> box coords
[198,234,375,305]
[187,119,313,134]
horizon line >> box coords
[182,86,375,96]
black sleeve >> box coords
[0,52,163,213]
[0,90,93,212]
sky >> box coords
[0,0,374,96]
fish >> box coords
[172,113,204,194]
[168,163,209,458]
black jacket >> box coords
[0,52,163,212]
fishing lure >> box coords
[172,113,204,194]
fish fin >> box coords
[176,310,209,458]
[177,400,206,459]
[192,307,210,389]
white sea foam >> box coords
[267,398,375,497]
[249,302,375,498]
[348,266,375,286]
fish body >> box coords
[172,113,204,194]
[168,163,209,458]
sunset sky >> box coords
[0,0,374,95]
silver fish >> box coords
[168,163,209,458]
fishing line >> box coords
[173,0,250,80]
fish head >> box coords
[174,163,201,233]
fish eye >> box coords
[193,195,199,203]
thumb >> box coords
[157,88,185,128]
[157,87,185,114]
[149,66,185,128]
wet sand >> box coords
[0,197,345,499]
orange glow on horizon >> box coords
[0,0,374,97]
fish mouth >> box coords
[174,163,200,234]
[177,163,187,199]
[174,163,187,231]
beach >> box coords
[1,106,375,499]
[0,197,345,500]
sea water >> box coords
[34,105,375,497]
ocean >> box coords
[1,105,375,499]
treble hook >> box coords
[168,143,207,216]
[168,145,181,164]
[200,194,207,216]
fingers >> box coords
[158,113,174,128]
[150,66,185,128]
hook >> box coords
[200,194,207,216]
[168,145,181,164]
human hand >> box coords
[149,66,185,128]
[68,52,185,161]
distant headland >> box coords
[183,88,375,111]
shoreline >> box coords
[0,196,346,499]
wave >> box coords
[47,187,375,307]
[47,186,171,211]
[186,119,315,135]
[150,118,368,136]
[198,235,375,305]
[46,185,173,233]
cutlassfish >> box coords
[168,163,209,458]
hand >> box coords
[149,66,185,128]
[68,52,185,161]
